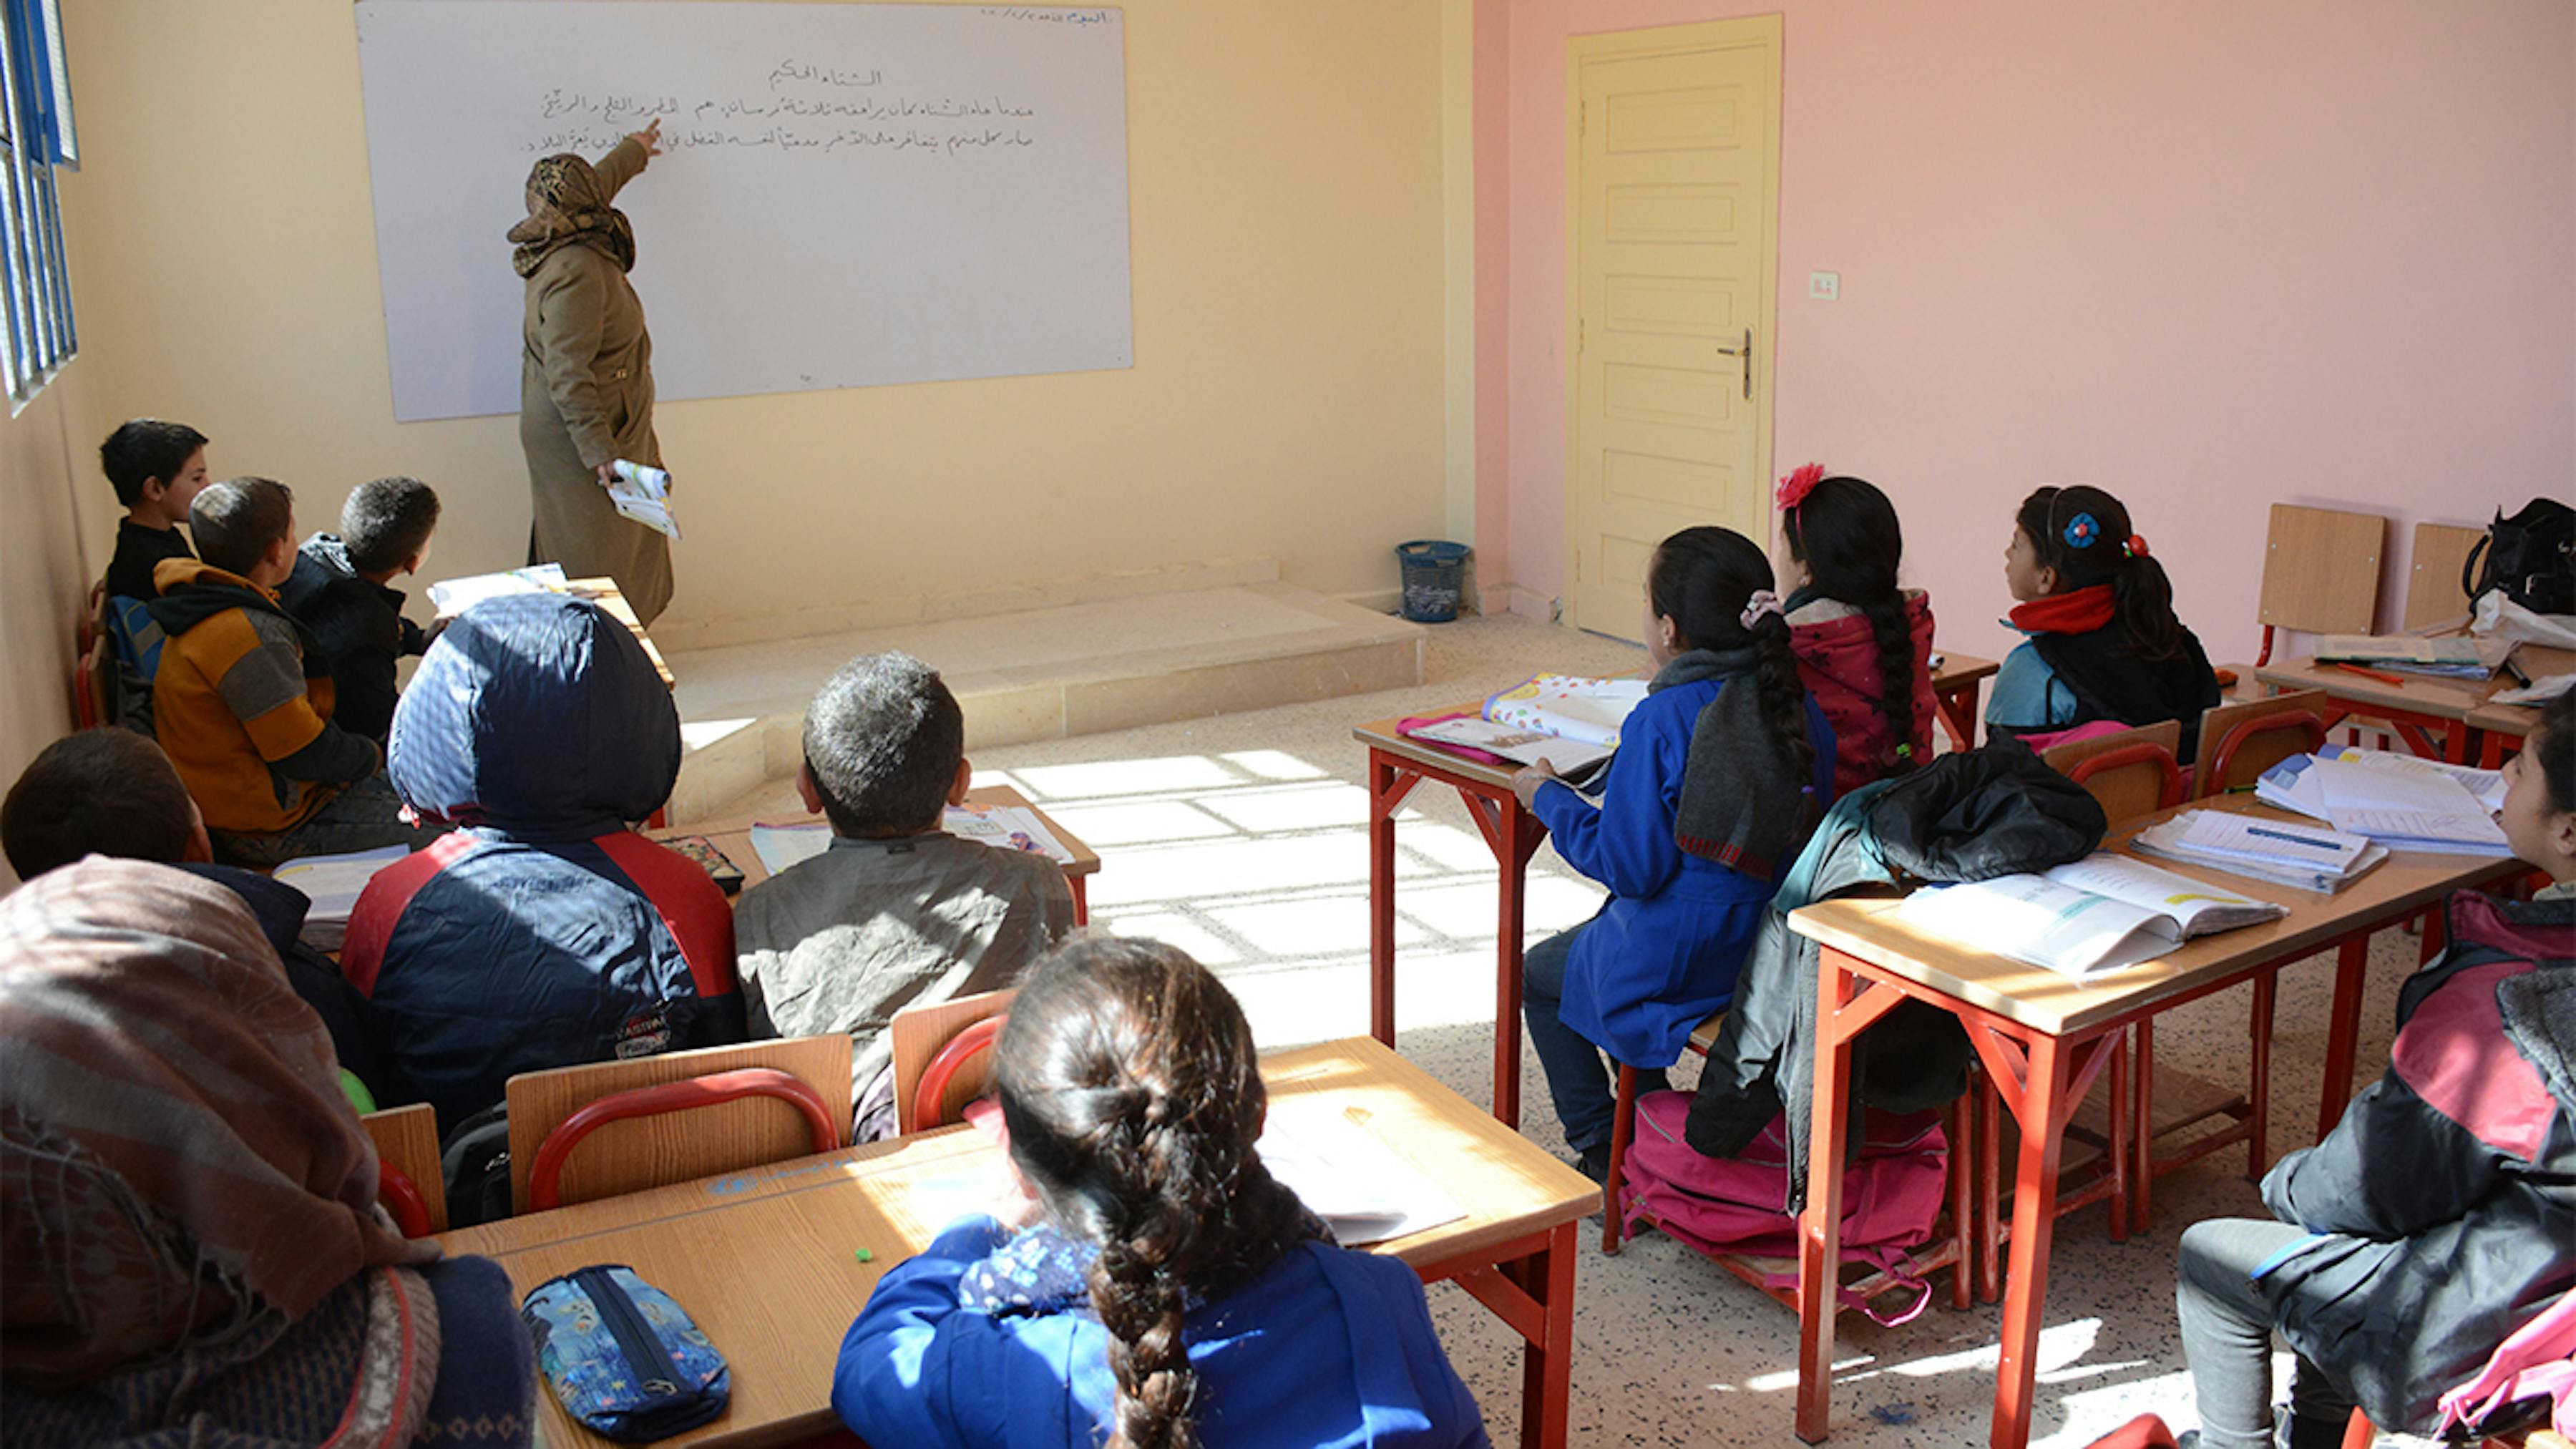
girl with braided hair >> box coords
[1986,483,2221,756]
[831,937,1489,1449]
[1508,526,1836,1181]
[1774,465,1941,794]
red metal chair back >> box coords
[378,1160,434,1238]
[912,1015,1009,1132]
[527,1066,838,1211]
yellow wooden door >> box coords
[1563,19,1780,640]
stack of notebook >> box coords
[2131,810,2386,894]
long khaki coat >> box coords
[519,137,673,625]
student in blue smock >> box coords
[833,937,1491,1449]
[1510,526,1835,1181]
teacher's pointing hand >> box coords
[627,117,665,157]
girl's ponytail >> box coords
[995,940,1319,1449]
[1747,605,1820,786]
[2017,484,2187,661]
[1782,474,1920,772]
[1650,526,1816,783]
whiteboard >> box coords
[354,1,1133,423]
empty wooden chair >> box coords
[2252,504,2386,667]
[2404,522,2487,633]
[505,1035,852,1214]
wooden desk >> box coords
[1784,802,2522,1449]
[440,1035,1597,1449]
[1928,651,2000,752]
[565,577,676,690]
[2254,644,2569,765]
[1353,651,2004,1128]
[2469,697,2543,769]
[665,784,1101,923]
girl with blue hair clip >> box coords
[1986,483,2221,756]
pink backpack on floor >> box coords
[1618,1088,1948,1324]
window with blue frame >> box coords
[1,0,76,409]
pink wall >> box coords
[1485,0,2576,663]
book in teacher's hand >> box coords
[1896,854,2287,979]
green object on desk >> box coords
[340,1069,376,1115]
[853,1247,874,1264]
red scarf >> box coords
[2008,583,2115,635]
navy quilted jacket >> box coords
[341,593,742,1132]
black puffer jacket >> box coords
[1685,740,2107,1209]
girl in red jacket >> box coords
[1775,465,1939,795]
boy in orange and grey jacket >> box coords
[148,477,441,870]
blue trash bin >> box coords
[1395,540,1472,623]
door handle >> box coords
[1714,327,1752,399]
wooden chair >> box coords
[892,987,1016,1134]
[2252,504,2386,667]
[361,1103,447,1236]
[2190,689,2331,799]
[2404,522,2488,634]
[2041,721,2186,823]
[506,1035,852,1214]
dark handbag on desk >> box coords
[2465,497,2576,616]
[524,1265,731,1442]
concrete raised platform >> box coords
[663,582,1424,823]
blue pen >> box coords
[2245,824,2344,854]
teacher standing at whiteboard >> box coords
[510,117,674,626]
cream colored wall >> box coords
[0,362,108,890]
[56,0,1450,650]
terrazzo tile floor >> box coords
[710,612,2444,1448]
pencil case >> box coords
[523,1264,730,1441]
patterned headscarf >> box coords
[0,859,426,1388]
[507,151,636,278]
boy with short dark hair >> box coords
[735,650,1075,1136]
[1,728,208,879]
[280,476,443,746]
[99,419,211,602]
[149,477,441,870]
[0,727,379,1083]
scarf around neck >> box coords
[507,151,636,278]
[0,859,427,1389]
[1652,647,1818,880]
[2007,583,2116,636]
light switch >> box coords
[1809,270,1840,301]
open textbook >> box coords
[1481,675,1650,748]
[1404,715,1614,786]
[425,563,567,618]
[274,844,414,952]
[1898,855,2286,978]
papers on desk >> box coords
[2255,753,2512,856]
[1482,675,1649,748]
[2316,633,2513,679]
[2494,673,2576,706]
[1897,855,2285,977]
[2131,810,2387,894]
[746,804,1075,877]
[1404,715,1614,781]
[2318,746,2507,813]
[273,844,414,952]
[1259,1096,1466,1246]
[426,563,567,618]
